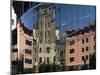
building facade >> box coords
[32,28,39,72]
[36,4,60,66]
[11,20,33,74]
[65,25,96,70]
[55,38,66,71]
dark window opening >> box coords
[70,49,74,54]
[53,56,56,62]
[86,55,88,59]
[47,57,49,64]
[82,39,84,44]
[12,29,17,45]
[39,48,42,53]
[69,40,74,45]
[86,38,88,42]
[12,19,14,25]
[51,19,55,23]
[47,47,50,53]
[25,40,32,46]
[82,48,84,52]
[39,57,42,63]
[72,40,74,45]
[70,57,74,62]
[25,49,31,54]
[82,56,85,61]
[12,49,18,52]
[86,47,88,51]
[25,58,32,64]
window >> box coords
[12,19,14,25]
[47,57,49,64]
[25,58,32,64]
[72,40,74,45]
[33,39,36,45]
[82,39,84,44]
[49,8,52,14]
[44,10,47,14]
[86,38,88,42]
[12,49,18,52]
[45,32,47,39]
[82,48,84,52]
[70,57,74,62]
[70,41,72,45]
[70,49,74,54]
[86,47,88,51]
[39,57,42,63]
[53,56,56,62]
[86,55,88,59]
[39,48,42,53]
[51,19,55,23]
[70,40,74,45]
[25,40,32,46]
[82,56,84,61]
[25,49,31,54]
[47,47,50,53]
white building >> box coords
[12,6,17,30]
